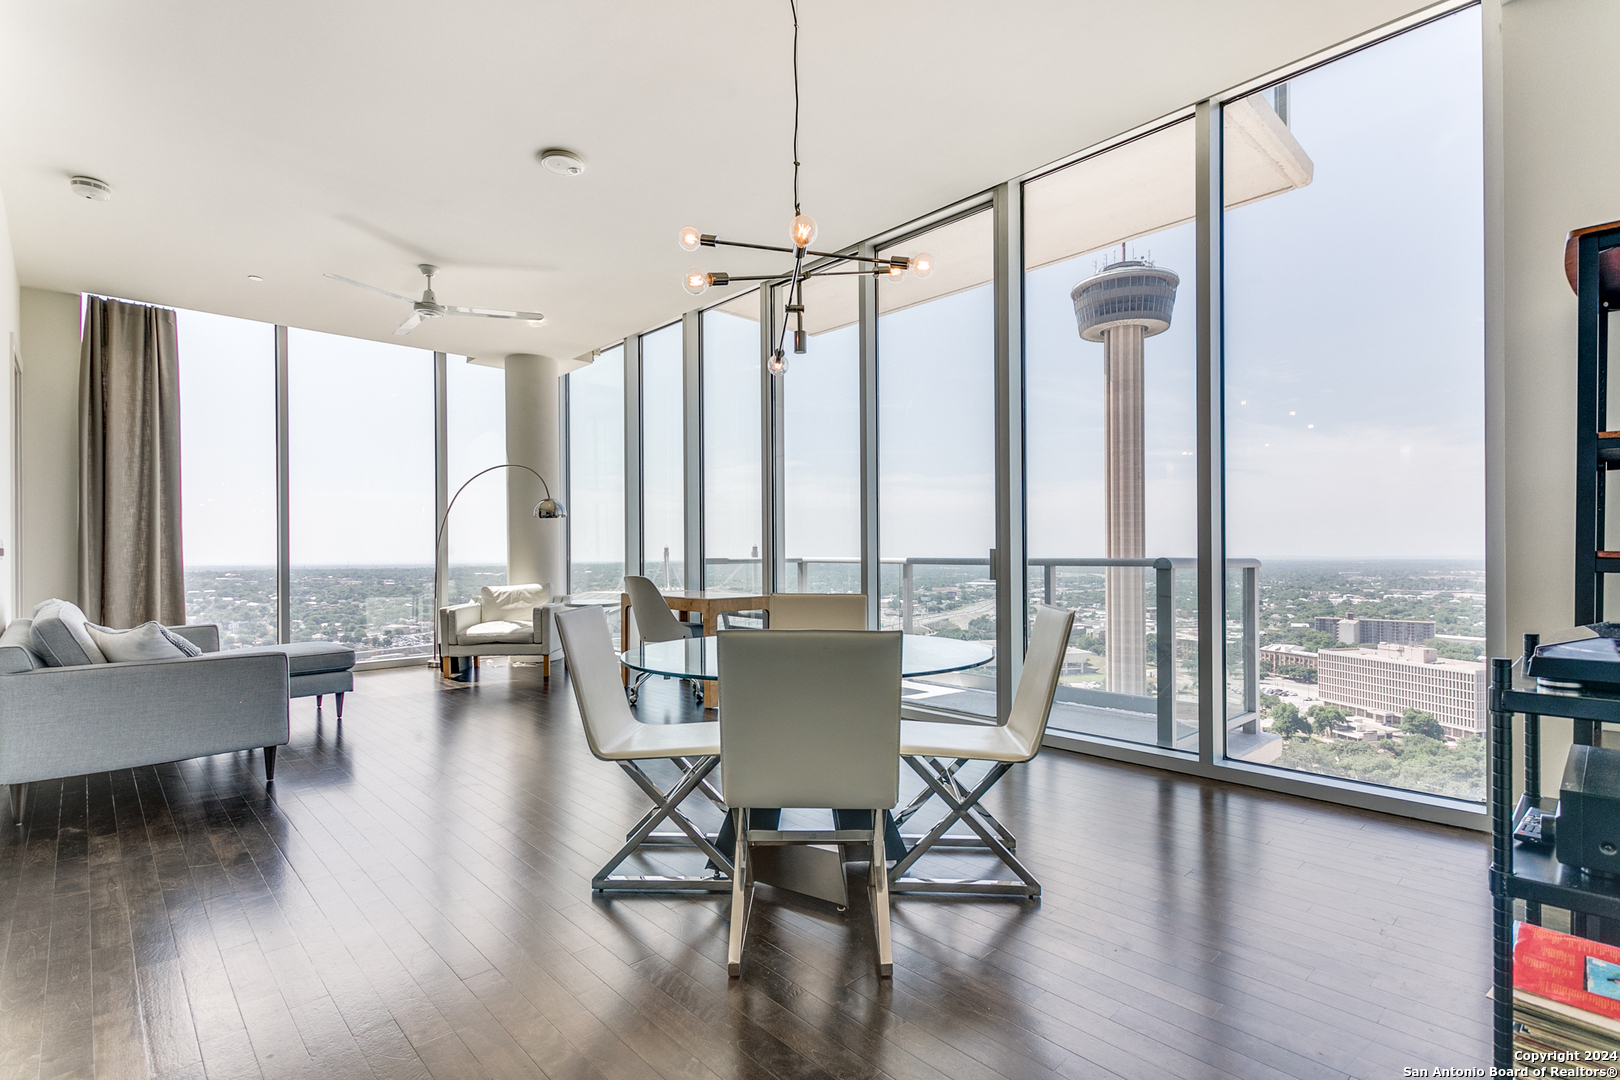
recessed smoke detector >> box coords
[538,149,585,176]
[69,175,111,201]
[246,275,264,282]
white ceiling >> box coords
[0,0,1428,367]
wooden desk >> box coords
[619,589,771,707]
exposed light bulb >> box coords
[910,252,934,279]
[683,267,710,296]
[888,264,905,280]
[790,214,817,249]
[679,226,702,251]
[768,350,789,376]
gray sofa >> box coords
[0,608,292,825]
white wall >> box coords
[17,289,79,610]
[0,194,18,625]
[1494,0,1620,777]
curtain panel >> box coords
[78,297,184,627]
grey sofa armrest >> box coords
[168,623,221,653]
[0,651,290,785]
[439,602,480,647]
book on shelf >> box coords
[1513,921,1620,1052]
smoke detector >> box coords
[69,176,111,201]
[538,149,585,176]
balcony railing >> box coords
[703,554,1265,755]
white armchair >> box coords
[438,582,569,677]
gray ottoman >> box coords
[237,642,356,717]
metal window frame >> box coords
[623,333,644,582]
[619,0,1488,830]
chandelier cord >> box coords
[790,0,800,216]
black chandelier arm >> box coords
[706,235,901,267]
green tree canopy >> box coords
[1307,704,1347,734]
[1400,709,1446,741]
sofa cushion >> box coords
[86,621,200,662]
[480,583,549,624]
[0,619,41,674]
[235,641,356,676]
[30,599,107,666]
[461,620,534,645]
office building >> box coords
[1316,615,1437,645]
[1317,643,1488,738]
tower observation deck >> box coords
[1071,258,1180,698]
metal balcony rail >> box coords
[703,554,1262,750]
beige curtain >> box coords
[78,297,184,627]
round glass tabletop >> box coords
[621,633,994,681]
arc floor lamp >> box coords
[434,463,564,669]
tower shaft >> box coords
[1103,323,1146,696]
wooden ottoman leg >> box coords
[336,693,345,720]
[264,746,277,782]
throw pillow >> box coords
[86,621,199,663]
[29,599,108,666]
[480,582,549,624]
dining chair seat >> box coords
[592,719,719,760]
[899,719,1033,763]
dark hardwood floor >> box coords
[0,661,1491,1079]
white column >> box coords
[504,353,565,593]
[1104,322,1147,696]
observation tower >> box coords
[1071,257,1180,697]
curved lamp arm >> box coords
[435,463,564,566]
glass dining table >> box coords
[618,631,995,907]
[621,633,994,709]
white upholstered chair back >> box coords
[623,576,690,644]
[1003,605,1077,760]
[766,593,868,630]
[717,629,900,810]
[555,605,640,760]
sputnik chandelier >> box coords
[676,0,935,376]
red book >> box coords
[1515,921,1620,1021]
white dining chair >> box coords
[889,603,1075,898]
[554,605,731,891]
[622,575,702,704]
[718,628,902,977]
[765,593,868,630]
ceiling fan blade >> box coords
[445,305,546,322]
[393,312,423,336]
[324,273,416,304]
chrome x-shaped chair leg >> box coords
[628,755,727,847]
[888,756,1041,897]
[892,756,1020,853]
[592,756,733,891]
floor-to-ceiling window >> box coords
[176,308,277,647]
[779,273,861,594]
[703,292,762,591]
[567,344,625,596]
[1023,121,1202,750]
[1223,7,1485,800]
[641,323,685,590]
[287,329,436,660]
[878,211,997,716]
[444,356,506,605]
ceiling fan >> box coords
[324,263,545,336]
